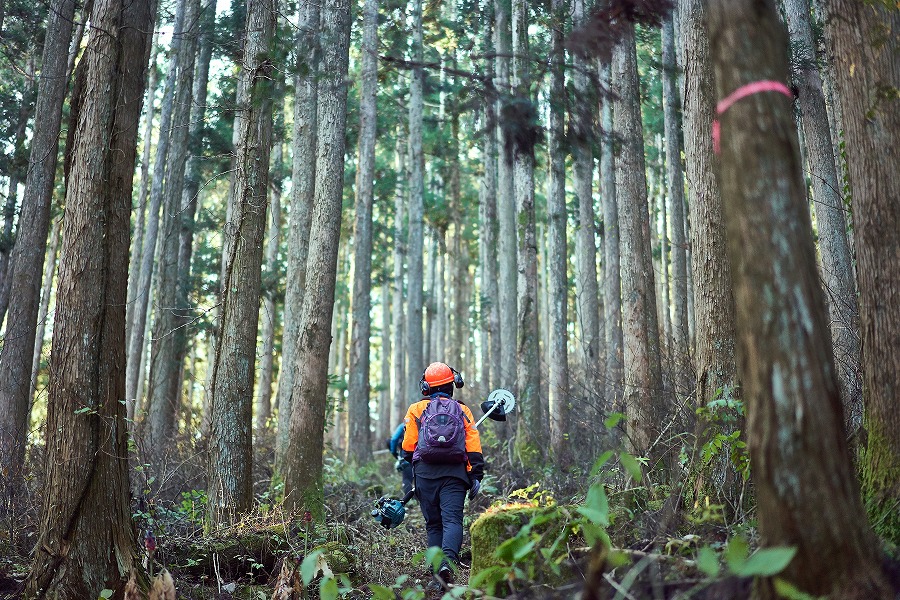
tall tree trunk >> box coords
[678,0,742,508]
[274,0,320,470]
[256,132,284,431]
[823,0,900,546]
[282,0,351,517]
[511,0,547,465]
[495,0,517,392]
[708,1,893,595]
[0,54,36,325]
[662,14,689,389]
[572,0,602,436]
[679,0,738,410]
[613,25,662,458]
[146,0,200,460]
[390,138,407,428]
[547,0,570,467]
[600,62,623,416]
[406,0,425,400]
[30,216,63,402]
[25,0,155,594]
[0,0,76,507]
[174,0,214,425]
[347,0,377,464]
[480,3,501,391]
[424,231,436,357]
[126,33,160,365]
[126,0,187,409]
[434,231,447,360]
[781,0,862,439]
[0,55,36,326]
[378,282,391,441]
[207,0,277,525]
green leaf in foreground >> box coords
[301,549,325,585]
[618,453,643,482]
[576,483,610,526]
[732,546,797,577]
[369,584,395,600]
[696,546,720,577]
[320,577,339,600]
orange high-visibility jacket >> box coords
[401,395,484,478]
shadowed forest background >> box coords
[0,0,897,598]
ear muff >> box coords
[420,370,431,395]
[450,367,464,389]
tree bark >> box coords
[207,0,277,525]
[512,0,547,465]
[30,216,63,403]
[547,0,570,467]
[378,282,391,441]
[823,0,900,546]
[406,0,425,401]
[390,138,407,429]
[282,0,351,517]
[480,4,501,392]
[347,0,377,464]
[0,0,76,507]
[274,0,320,470]
[572,0,602,437]
[495,0,517,392]
[174,0,214,426]
[708,1,892,595]
[781,0,862,439]
[25,0,155,594]
[126,0,187,409]
[678,0,742,509]
[662,14,689,388]
[126,33,160,365]
[145,0,200,460]
[256,130,284,431]
[600,62,623,416]
[612,25,662,458]
[0,54,38,326]
[678,0,738,404]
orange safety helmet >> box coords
[420,362,464,395]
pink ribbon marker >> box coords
[713,80,793,154]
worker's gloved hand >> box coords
[468,478,481,500]
[395,458,410,472]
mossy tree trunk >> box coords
[823,0,900,546]
[709,0,893,596]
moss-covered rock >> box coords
[314,540,355,575]
[469,503,575,593]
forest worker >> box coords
[388,421,414,495]
[400,362,484,589]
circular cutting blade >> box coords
[487,388,516,415]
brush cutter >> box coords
[371,488,416,529]
[475,389,516,429]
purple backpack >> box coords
[413,394,469,464]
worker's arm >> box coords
[462,404,484,480]
[401,401,425,462]
[389,423,405,457]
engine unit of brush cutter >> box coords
[372,496,406,529]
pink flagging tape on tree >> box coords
[713,80,793,154]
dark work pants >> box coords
[414,475,467,564]
[400,463,413,496]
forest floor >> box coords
[0,447,758,600]
[9,440,896,599]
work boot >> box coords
[437,561,454,588]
